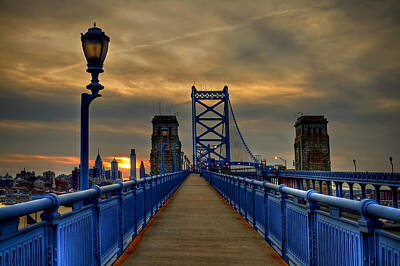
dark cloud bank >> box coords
[0,0,399,175]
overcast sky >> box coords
[0,0,399,177]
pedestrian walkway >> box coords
[117,174,286,265]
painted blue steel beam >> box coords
[202,170,400,266]
[0,170,190,266]
[191,85,230,171]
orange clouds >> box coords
[0,154,81,165]
[0,153,150,171]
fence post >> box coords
[131,180,137,238]
[252,180,256,229]
[263,181,271,244]
[359,199,382,266]
[279,184,288,263]
[89,185,102,265]
[306,189,318,266]
[116,181,124,258]
[40,194,60,266]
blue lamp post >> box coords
[161,127,168,174]
[174,143,181,172]
[80,23,110,190]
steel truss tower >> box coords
[191,85,230,171]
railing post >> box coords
[244,180,247,220]
[132,180,137,237]
[116,181,124,258]
[40,194,60,266]
[306,189,318,266]
[279,184,288,263]
[252,180,256,229]
[327,181,332,196]
[89,185,102,266]
[358,199,382,266]
[299,179,304,190]
[263,181,271,245]
[349,183,354,200]
[374,185,381,204]
[361,184,367,199]
[391,186,398,208]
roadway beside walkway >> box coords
[117,174,285,265]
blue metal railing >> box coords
[277,170,400,186]
[202,170,400,266]
[0,170,189,265]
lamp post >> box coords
[389,157,393,173]
[80,23,110,190]
[274,156,287,169]
[174,143,181,172]
[161,127,168,174]
[353,159,357,173]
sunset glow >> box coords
[0,1,399,177]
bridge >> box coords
[1,86,400,265]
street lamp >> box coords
[80,23,110,190]
[274,156,287,169]
[353,159,357,173]
[389,157,393,173]
[174,143,181,172]
[161,127,168,174]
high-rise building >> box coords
[140,161,145,179]
[71,167,80,190]
[130,149,136,180]
[150,115,182,175]
[95,149,104,178]
[294,116,331,171]
[111,158,118,180]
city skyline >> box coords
[1,0,400,176]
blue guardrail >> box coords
[202,170,400,266]
[0,170,189,265]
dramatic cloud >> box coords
[0,0,399,176]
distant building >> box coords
[294,116,331,171]
[150,115,182,175]
[111,158,118,180]
[130,149,136,180]
[140,161,145,179]
[43,170,55,180]
[118,170,122,180]
[0,174,14,189]
[71,167,80,190]
[104,170,111,180]
[95,149,105,178]
[16,169,35,180]
[89,167,101,179]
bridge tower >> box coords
[294,115,331,171]
[191,85,230,171]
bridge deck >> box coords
[117,174,285,265]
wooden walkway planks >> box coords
[117,174,286,266]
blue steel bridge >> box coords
[1,86,400,266]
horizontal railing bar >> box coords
[366,203,400,223]
[101,183,122,194]
[280,186,307,198]
[205,171,400,222]
[0,198,53,221]
[0,171,186,223]
[58,188,98,205]
[309,193,360,212]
